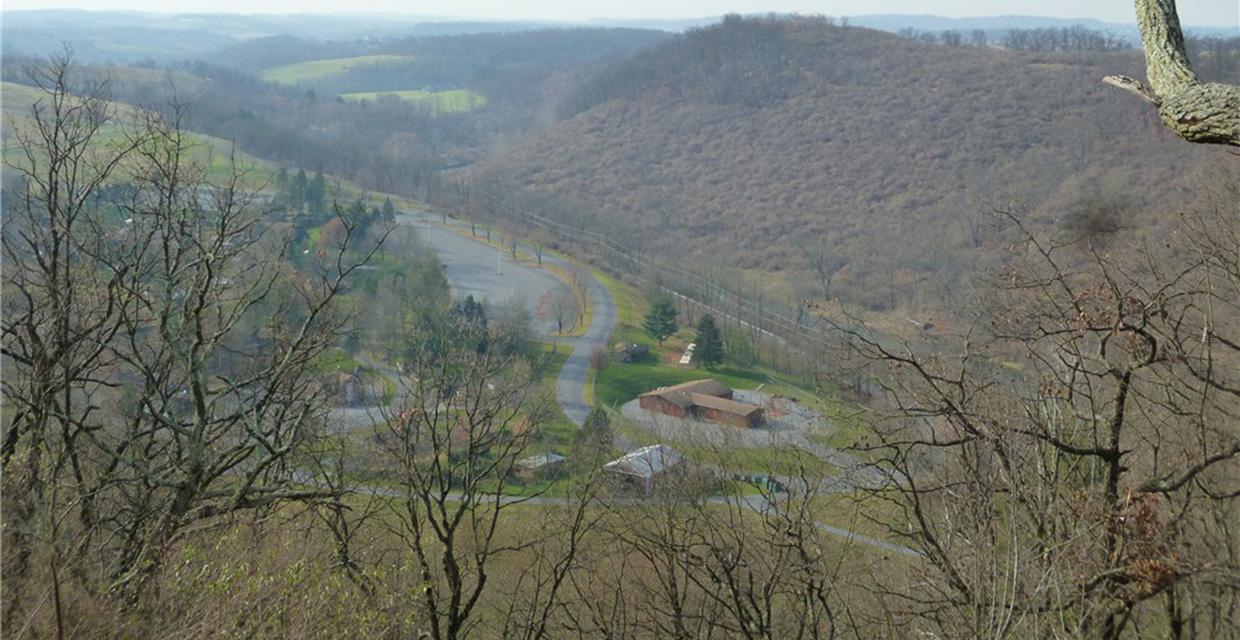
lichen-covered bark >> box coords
[1106,0,1240,146]
[1135,0,1198,93]
[1157,82,1240,145]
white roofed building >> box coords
[603,444,684,495]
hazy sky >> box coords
[5,0,1238,27]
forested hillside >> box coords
[3,7,1239,638]
[481,16,1238,311]
[0,27,672,208]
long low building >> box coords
[638,379,765,429]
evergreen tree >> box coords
[346,198,368,231]
[291,169,308,212]
[453,295,489,353]
[273,168,290,210]
[382,197,397,224]
[642,296,679,345]
[305,171,326,216]
[694,314,724,369]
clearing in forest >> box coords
[259,55,412,83]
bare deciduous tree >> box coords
[378,315,589,640]
[563,444,851,640]
[541,288,579,335]
[1,50,148,634]
[2,53,387,626]
[796,238,848,300]
[836,187,1240,638]
[588,344,610,374]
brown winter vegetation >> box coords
[3,7,1239,638]
[480,16,1238,313]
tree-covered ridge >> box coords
[483,16,1237,312]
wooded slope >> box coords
[482,16,1236,310]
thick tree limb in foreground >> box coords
[1105,0,1240,146]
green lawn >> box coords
[593,271,649,346]
[591,265,870,455]
[339,89,487,113]
[259,55,412,84]
[314,348,361,374]
[532,342,579,454]
[2,81,51,116]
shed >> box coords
[603,444,683,494]
[613,342,651,363]
[514,452,567,482]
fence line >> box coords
[429,183,876,393]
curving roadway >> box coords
[396,212,614,426]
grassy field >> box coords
[259,55,412,84]
[593,271,649,346]
[2,81,50,116]
[3,82,277,189]
[810,492,909,543]
[529,342,579,455]
[339,89,487,113]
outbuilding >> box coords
[603,444,683,494]
[514,452,567,483]
[613,342,651,363]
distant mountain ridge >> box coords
[0,10,693,62]
[5,9,1234,64]
[849,13,1237,44]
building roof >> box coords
[662,379,732,397]
[640,379,732,408]
[515,452,567,469]
[603,444,683,479]
[688,393,763,417]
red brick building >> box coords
[638,379,764,428]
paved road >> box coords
[553,269,615,426]
[395,213,615,427]
[321,212,917,559]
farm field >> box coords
[2,82,278,187]
[339,89,487,112]
[258,54,411,83]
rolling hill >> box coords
[478,16,1238,312]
